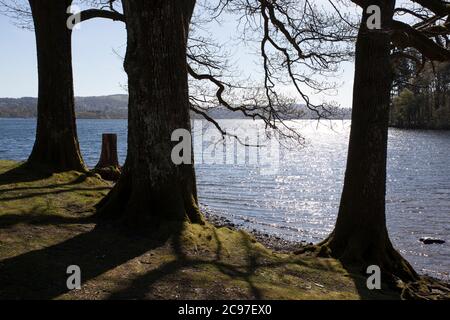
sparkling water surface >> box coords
[0,118,448,280]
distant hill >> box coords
[76,95,128,119]
[0,95,351,120]
[0,95,129,119]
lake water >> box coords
[0,118,449,280]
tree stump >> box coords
[94,134,121,181]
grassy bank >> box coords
[0,160,436,300]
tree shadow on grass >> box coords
[0,217,402,300]
[0,218,298,300]
[0,211,95,229]
[106,225,404,300]
[0,164,170,300]
[105,232,266,299]
[107,228,312,300]
[340,265,402,300]
[0,185,110,202]
[0,224,172,300]
[0,168,105,195]
[0,163,53,187]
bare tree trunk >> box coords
[94,134,121,181]
[27,0,86,172]
[96,0,203,230]
[318,1,418,282]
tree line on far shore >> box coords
[391,59,450,130]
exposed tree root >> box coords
[296,236,449,300]
[94,167,204,236]
[401,277,450,300]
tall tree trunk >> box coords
[96,0,203,230]
[319,1,418,282]
[27,0,86,172]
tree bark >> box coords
[27,0,86,172]
[319,1,418,282]
[96,0,203,230]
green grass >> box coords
[0,160,402,300]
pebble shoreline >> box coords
[202,208,309,253]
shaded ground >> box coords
[0,160,434,300]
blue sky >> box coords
[0,13,128,98]
[0,3,356,108]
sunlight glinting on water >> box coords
[0,118,448,280]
